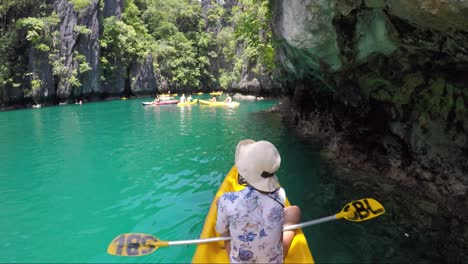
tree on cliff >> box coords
[0,0,276,105]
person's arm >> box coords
[215,196,231,257]
[215,197,229,235]
[280,188,301,259]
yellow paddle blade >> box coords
[337,198,385,222]
[107,233,167,256]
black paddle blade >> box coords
[107,233,159,256]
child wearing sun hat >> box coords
[216,139,301,263]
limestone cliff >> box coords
[271,0,467,261]
[1,0,156,107]
[200,0,281,94]
[54,0,101,100]
[52,0,156,100]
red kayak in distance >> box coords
[141,100,180,106]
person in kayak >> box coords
[216,140,301,263]
[210,96,217,102]
[180,93,186,103]
[224,94,232,103]
[187,94,192,102]
[151,95,161,104]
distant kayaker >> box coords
[224,94,232,103]
[152,95,160,104]
[216,140,301,263]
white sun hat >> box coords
[235,139,281,192]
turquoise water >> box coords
[0,96,327,263]
[3,95,426,263]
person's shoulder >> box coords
[219,191,242,204]
[221,190,241,198]
[277,187,286,201]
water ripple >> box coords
[0,98,288,263]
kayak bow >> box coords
[192,166,314,263]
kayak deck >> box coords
[177,99,198,106]
[192,166,314,263]
[199,99,240,107]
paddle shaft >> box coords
[284,214,338,231]
[107,198,384,256]
[158,214,339,247]
[166,236,230,246]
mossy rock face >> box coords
[274,8,468,260]
[272,0,468,172]
[29,48,56,104]
[358,72,394,102]
[393,73,423,110]
[417,78,453,121]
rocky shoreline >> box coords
[272,97,467,263]
[268,1,468,260]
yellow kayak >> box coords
[177,99,198,107]
[209,91,223,96]
[199,99,240,108]
[192,166,314,263]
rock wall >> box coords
[103,0,124,19]
[200,0,281,94]
[130,55,157,95]
[54,0,120,100]
[100,0,127,97]
[54,0,79,100]
[76,0,101,97]
[272,0,467,262]
[3,0,155,106]
[28,48,56,104]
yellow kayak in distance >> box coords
[192,166,314,263]
[209,91,223,96]
[177,99,198,107]
[199,99,240,108]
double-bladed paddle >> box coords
[107,198,384,256]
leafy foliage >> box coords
[233,0,275,73]
[0,0,277,102]
[70,0,91,11]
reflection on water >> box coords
[179,104,194,136]
[0,97,287,263]
[0,97,431,263]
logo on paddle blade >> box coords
[342,198,385,222]
[107,233,158,256]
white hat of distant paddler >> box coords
[235,139,281,192]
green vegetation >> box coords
[0,0,275,104]
[70,0,91,10]
[1,1,57,102]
